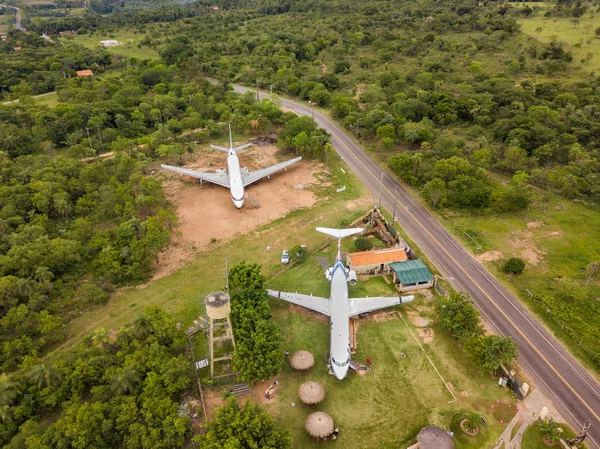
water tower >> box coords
[205,291,235,377]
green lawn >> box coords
[521,420,582,449]
[517,8,600,74]
[62,28,159,60]
[221,280,517,449]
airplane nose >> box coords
[234,200,244,209]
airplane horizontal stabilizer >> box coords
[231,143,253,152]
[209,144,232,152]
[316,227,363,240]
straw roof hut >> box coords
[298,381,325,405]
[290,350,314,371]
[417,426,454,449]
[305,412,334,440]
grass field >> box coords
[516,5,600,74]
[63,28,159,60]
[208,282,518,448]
[432,184,600,377]
[34,91,59,107]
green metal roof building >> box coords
[389,260,435,292]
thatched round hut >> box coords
[417,426,454,449]
[305,412,334,440]
[290,350,314,371]
[298,381,325,406]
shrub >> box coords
[502,257,525,275]
[354,236,372,251]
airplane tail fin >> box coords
[316,227,363,239]
[210,122,253,152]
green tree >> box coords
[502,257,526,275]
[28,364,62,389]
[422,178,447,208]
[110,367,140,395]
[0,373,20,406]
[354,236,373,251]
[540,417,561,443]
[465,335,518,372]
[194,398,292,449]
[435,292,484,342]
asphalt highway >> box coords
[230,83,600,446]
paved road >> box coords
[231,83,600,447]
[0,4,27,33]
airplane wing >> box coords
[267,289,330,316]
[349,295,414,316]
[242,157,302,187]
[161,164,230,188]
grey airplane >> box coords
[268,227,414,380]
[161,124,302,209]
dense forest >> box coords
[0,307,192,448]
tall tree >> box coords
[194,398,292,449]
[0,373,20,406]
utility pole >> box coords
[256,84,259,101]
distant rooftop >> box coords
[347,247,407,266]
[76,69,94,77]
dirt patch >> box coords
[543,230,562,237]
[526,221,544,229]
[476,250,504,263]
[202,388,226,421]
[353,84,366,101]
[251,378,282,409]
[154,144,323,279]
[407,311,429,327]
[321,61,328,74]
[510,231,545,265]
[417,327,434,343]
[368,311,398,323]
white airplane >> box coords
[161,124,302,209]
[268,227,414,380]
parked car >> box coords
[281,250,290,264]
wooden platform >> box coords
[350,319,357,354]
[231,383,251,397]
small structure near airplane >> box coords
[161,124,302,209]
[268,227,413,380]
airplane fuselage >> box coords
[227,150,245,208]
[329,260,352,380]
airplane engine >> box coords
[347,270,357,286]
[325,268,332,281]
